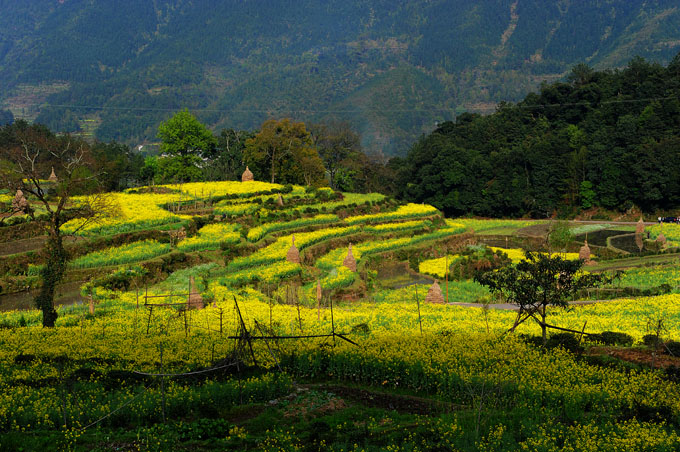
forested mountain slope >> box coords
[1,0,679,154]
[395,55,680,217]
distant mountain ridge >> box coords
[1,0,679,154]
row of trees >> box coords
[391,54,680,217]
[145,109,394,192]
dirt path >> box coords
[302,384,454,415]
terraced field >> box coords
[2,182,680,451]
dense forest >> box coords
[1,0,680,154]
[393,54,680,217]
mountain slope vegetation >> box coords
[1,0,680,154]
[395,54,680,217]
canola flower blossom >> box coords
[647,223,680,247]
[1,290,680,437]
[418,254,458,278]
[8,180,680,447]
[61,192,187,236]
[608,264,680,291]
[490,247,593,263]
[176,223,241,252]
[162,180,285,198]
[70,239,171,269]
[452,218,544,233]
[228,226,363,271]
[246,214,339,242]
[344,203,439,225]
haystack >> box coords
[425,280,445,303]
[286,235,300,264]
[12,189,28,213]
[579,240,591,262]
[277,194,284,206]
[48,167,58,182]
[343,244,357,272]
[187,276,203,310]
[656,233,667,245]
[316,279,322,302]
[635,233,644,252]
[169,226,186,247]
[636,217,645,235]
[241,166,254,182]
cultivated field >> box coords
[1,182,679,451]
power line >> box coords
[32,93,679,115]
[39,104,457,113]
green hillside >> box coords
[1,0,680,154]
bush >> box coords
[518,334,544,348]
[642,334,662,348]
[546,333,583,353]
[592,331,635,346]
[664,340,680,356]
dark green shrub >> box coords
[351,323,370,335]
[642,334,662,347]
[546,333,583,353]
[593,331,634,346]
[518,334,543,348]
[176,418,231,441]
[664,341,680,356]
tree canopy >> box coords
[475,252,614,344]
[244,119,326,186]
[156,110,216,183]
[394,53,680,217]
[157,109,215,158]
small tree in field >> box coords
[0,121,112,327]
[475,251,614,344]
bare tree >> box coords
[310,120,361,190]
[0,121,113,326]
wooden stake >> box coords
[296,286,303,332]
[414,282,424,332]
[146,306,153,334]
[578,321,588,345]
[184,309,188,338]
[159,343,166,424]
[330,296,336,346]
[445,252,449,303]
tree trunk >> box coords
[270,148,277,183]
[329,168,336,190]
[541,306,547,345]
[35,226,67,327]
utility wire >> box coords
[79,385,151,431]
[29,94,679,115]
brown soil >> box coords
[226,405,266,424]
[588,346,680,369]
[306,384,454,415]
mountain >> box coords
[1,0,679,155]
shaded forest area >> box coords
[393,54,680,217]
